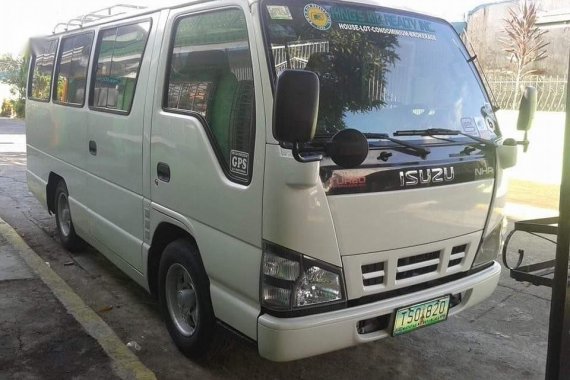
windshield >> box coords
[262,1,498,140]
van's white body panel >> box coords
[263,144,342,267]
[26,0,507,361]
[329,180,494,256]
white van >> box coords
[26,0,533,361]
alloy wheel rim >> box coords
[57,192,71,237]
[165,263,199,336]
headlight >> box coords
[261,242,346,314]
[472,218,507,268]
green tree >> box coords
[306,30,399,134]
[0,53,29,118]
[1,99,12,117]
[500,0,549,109]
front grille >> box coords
[359,243,471,290]
[396,250,440,280]
[361,262,385,287]
[449,244,467,267]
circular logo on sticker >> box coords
[304,4,331,31]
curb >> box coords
[0,218,157,380]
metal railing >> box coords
[486,73,567,112]
[271,41,329,74]
[52,4,147,34]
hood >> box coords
[322,147,496,256]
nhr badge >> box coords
[304,4,331,30]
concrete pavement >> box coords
[0,221,121,379]
[1,118,155,379]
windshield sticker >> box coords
[475,117,487,130]
[476,116,489,130]
[336,23,436,40]
[267,5,293,20]
[461,118,480,136]
[475,118,492,139]
[304,4,332,31]
[328,7,437,40]
[230,150,249,177]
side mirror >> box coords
[517,86,537,131]
[273,70,321,162]
[516,86,537,152]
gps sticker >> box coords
[230,150,249,177]
[304,3,331,30]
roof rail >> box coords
[52,4,147,34]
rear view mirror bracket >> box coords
[292,142,324,163]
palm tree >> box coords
[500,0,549,109]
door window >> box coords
[164,9,256,183]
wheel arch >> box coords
[147,222,206,299]
[46,172,64,214]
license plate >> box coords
[392,295,450,336]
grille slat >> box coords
[397,250,440,267]
[396,264,439,280]
[396,250,441,281]
[449,244,468,268]
[361,262,385,287]
[362,270,385,280]
[450,252,466,260]
[397,258,440,273]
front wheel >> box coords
[54,181,84,251]
[158,239,216,358]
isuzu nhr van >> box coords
[26,0,534,361]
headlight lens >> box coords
[472,218,506,268]
[261,243,345,313]
[263,251,300,281]
[295,265,342,307]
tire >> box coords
[54,180,85,252]
[158,239,216,358]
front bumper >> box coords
[257,261,501,361]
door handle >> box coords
[89,140,97,155]
[157,162,171,182]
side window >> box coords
[165,9,256,183]
[91,21,151,113]
[29,38,58,101]
[54,32,94,105]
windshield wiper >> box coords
[393,128,496,148]
[363,133,430,157]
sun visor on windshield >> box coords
[267,2,439,41]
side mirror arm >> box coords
[519,131,530,153]
[292,142,323,163]
[504,133,530,152]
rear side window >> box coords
[29,39,58,101]
[54,32,94,105]
[165,9,256,183]
[91,21,151,113]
